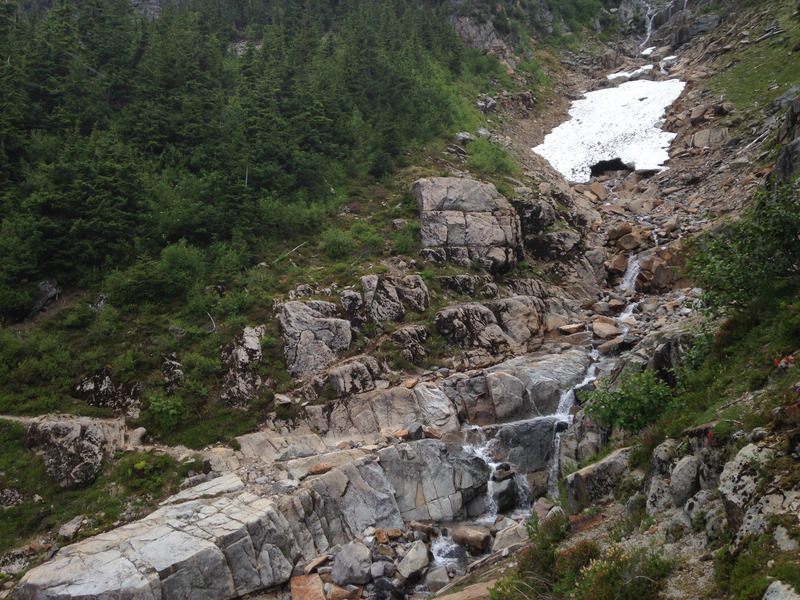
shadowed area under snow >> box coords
[532,78,686,183]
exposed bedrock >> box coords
[15,439,489,600]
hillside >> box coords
[1,0,800,599]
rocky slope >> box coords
[3,0,800,599]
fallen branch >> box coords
[206,312,216,334]
[272,240,308,263]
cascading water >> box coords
[619,254,641,292]
[547,352,601,497]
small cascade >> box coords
[462,430,502,523]
[616,302,639,335]
[640,2,655,48]
[619,254,641,292]
[431,535,462,568]
[547,352,601,497]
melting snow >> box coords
[532,78,686,183]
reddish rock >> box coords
[592,321,623,340]
[330,584,361,600]
[387,528,404,539]
[291,574,326,600]
[424,427,442,440]
[590,181,608,201]
[308,462,334,475]
[452,525,491,553]
[558,323,585,335]
[375,529,389,544]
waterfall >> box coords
[547,353,600,497]
[619,254,641,293]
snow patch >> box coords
[531,78,686,183]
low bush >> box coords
[585,370,675,432]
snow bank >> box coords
[532,78,686,183]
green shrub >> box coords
[688,184,800,313]
[585,370,675,432]
[143,392,186,432]
[321,228,356,259]
[466,138,516,175]
[575,544,672,599]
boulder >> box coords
[328,356,381,397]
[74,368,138,416]
[564,448,632,512]
[560,410,608,473]
[435,303,512,354]
[25,421,107,489]
[413,177,522,272]
[161,355,185,395]
[438,274,492,295]
[669,455,701,507]
[377,440,490,522]
[391,325,429,362]
[279,301,352,378]
[493,522,527,550]
[763,581,800,600]
[221,325,267,408]
[490,419,558,474]
[339,289,363,321]
[718,444,774,534]
[360,274,429,322]
[331,542,372,586]
[451,526,491,553]
[775,138,800,182]
[397,540,429,580]
[25,279,61,320]
[426,565,450,593]
[291,574,326,600]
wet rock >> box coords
[451,526,491,553]
[378,440,490,522]
[279,301,352,378]
[491,477,518,513]
[413,177,522,272]
[331,542,372,586]
[491,418,557,474]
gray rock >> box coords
[425,565,450,593]
[162,355,185,395]
[57,516,83,541]
[331,542,372,586]
[221,325,267,408]
[25,421,106,489]
[670,455,701,507]
[763,581,800,600]
[435,303,511,354]
[397,540,429,580]
[74,368,138,415]
[493,522,527,551]
[775,138,800,182]
[328,356,381,397]
[718,444,773,534]
[378,440,490,522]
[279,301,352,378]
[25,279,61,320]
[361,274,429,322]
[559,410,608,474]
[391,325,429,362]
[339,289,363,320]
[564,448,632,512]
[413,177,522,272]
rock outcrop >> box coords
[360,274,429,322]
[24,418,125,489]
[279,301,352,378]
[413,177,523,272]
[220,325,267,408]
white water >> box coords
[532,78,686,183]
[619,254,641,292]
[547,351,601,497]
[431,535,462,568]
